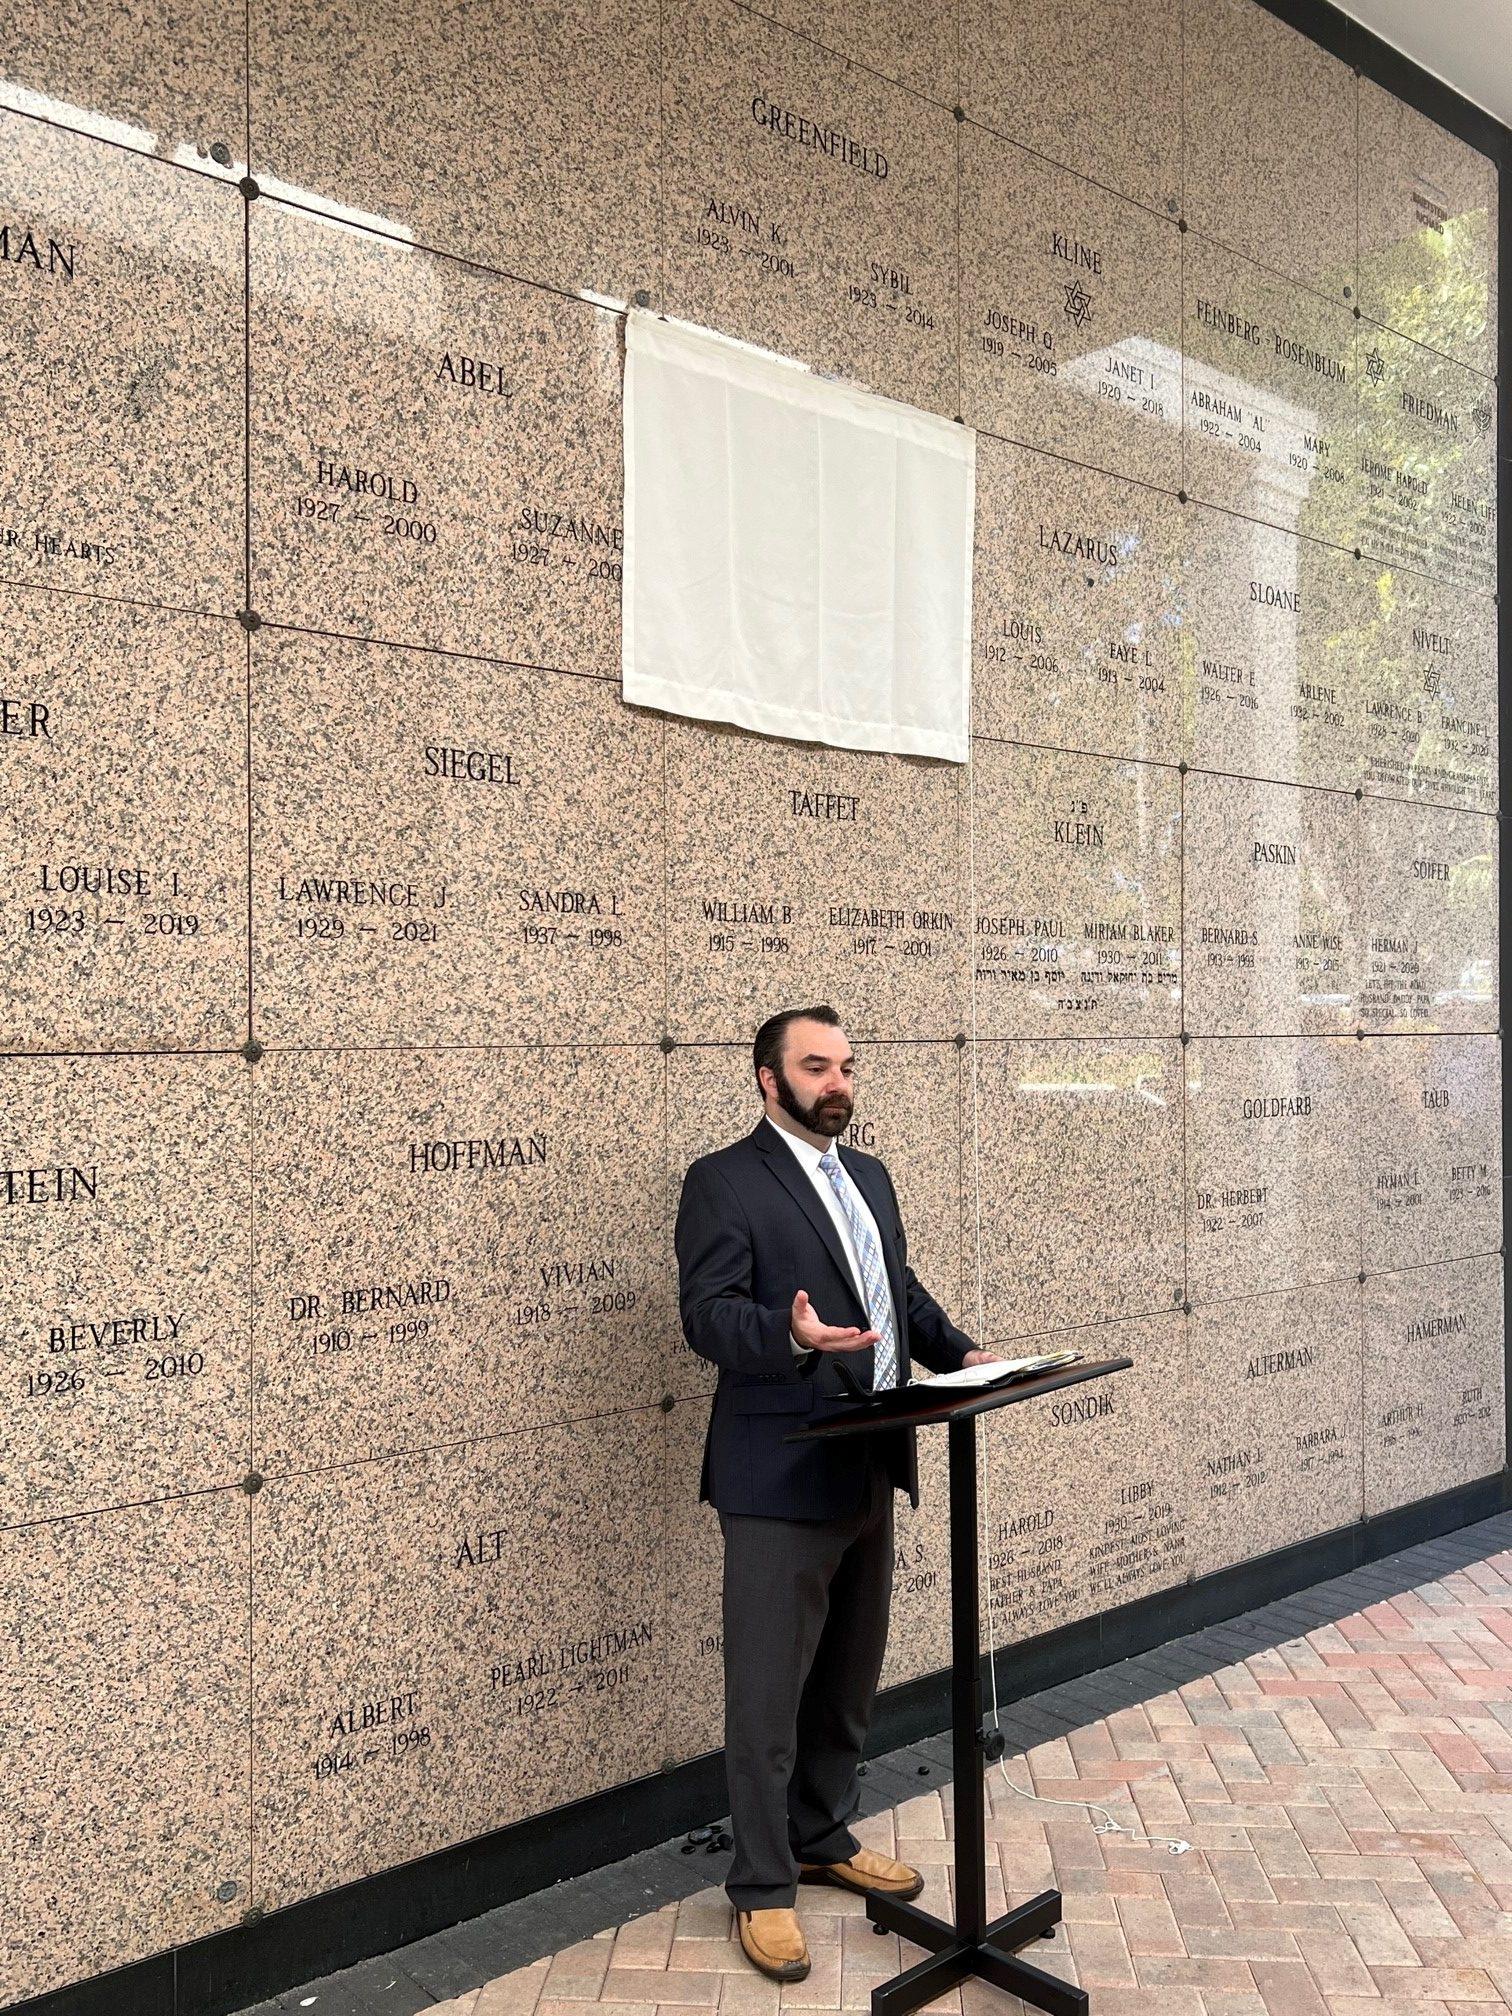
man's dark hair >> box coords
[753,1005,843,1094]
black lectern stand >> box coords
[787,1356,1131,2016]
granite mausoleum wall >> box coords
[0,0,1503,2000]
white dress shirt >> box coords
[764,1115,899,1359]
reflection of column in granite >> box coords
[1363,1254,1505,1516]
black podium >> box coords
[787,1356,1131,2016]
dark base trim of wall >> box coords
[12,1471,1507,2016]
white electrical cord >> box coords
[963,698,1192,1860]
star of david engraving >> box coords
[1423,663,1441,696]
[1063,279,1093,330]
[1365,346,1386,385]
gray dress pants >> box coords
[716,1451,895,1911]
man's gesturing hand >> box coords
[790,1288,880,1354]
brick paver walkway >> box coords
[248,1520,1512,2016]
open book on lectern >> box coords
[832,1347,1083,1408]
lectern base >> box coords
[865,1887,1087,2016]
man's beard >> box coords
[773,1064,852,1138]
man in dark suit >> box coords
[674,1005,1002,1982]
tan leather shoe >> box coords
[736,1906,811,1981]
[798,1845,925,1900]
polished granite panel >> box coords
[250,201,625,668]
[1187,1280,1363,1579]
[1185,1037,1358,1305]
[250,0,658,298]
[250,629,663,1049]
[661,1395,723,1764]
[1364,1253,1504,1517]
[960,0,1180,216]
[880,1421,951,1689]
[0,112,242,612]
[979,1313,1189,1647]
[766,0,956,100]
[665,716,966,1042]
[1359,566,1497,812]
[960,124,1180,490]
[0,1,242,177]
[1183,510,1360,793]
[1182,773,1358,1037]
[970,438,1184,763]
[252,1047,666,1475]
[969,741,1181,1038]
[1358,80,1498,379]
[253,1414,664,1913]
[1183,0,1355,298]
[969,1039,1183,1341]
[0,1489,247,2001]
[665,1041,963,1399]
[1,1054,248,1525]
[1361,1034,1501,1273]
[0,585,246,1051]
[661,0,957,414]
[1182,236,1357,546]
[1358,798,1498,1033]
[1358,324,1497,595]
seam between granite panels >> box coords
[1189,484,1500,603]
[247,612,626,688]
[724,0,956,118]
[0,571,247,628]
[0,1475,248,1537]
[1184,1247,1503,1313]
[967,418,1183,508]
[246,1397,674,1491]
[0,1044,247,1061]
[958,106,1190,234]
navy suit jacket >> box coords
[674,1119,975,1519]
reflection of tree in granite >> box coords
[1357,330,1496,593]
[1358,199,1493,366]
[1356,568,1494,809]
[1354,201,1496,593]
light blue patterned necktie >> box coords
[817,1148,899,1390]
